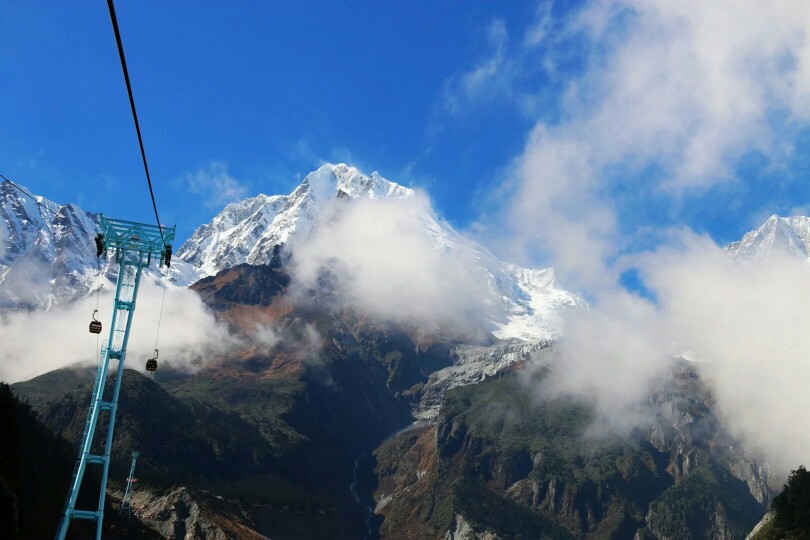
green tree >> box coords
[772,465,810,539]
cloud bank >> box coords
[0,280,236,384]
[541,234,810,473]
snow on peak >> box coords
[726,214,810,263]
[177,163,413,275]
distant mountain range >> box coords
[4,165,808,315]
[5,165,805,326]
[1,164,584,341]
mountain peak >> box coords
[726,214,810,263]
[301,163,413,201]
[177,164,412,274]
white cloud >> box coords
[443,19,514,114]
[288,194,503,338]
[462,20,509,96]
[503,0,810,293]
[540,232,810,474]
[186,161,249,208]
[250,319,280,353]
[523,2,554,48]
[540,288,670,434]
[0,280,237,383]
[641,236,810,474]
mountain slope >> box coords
[8,216,785,539]
[374,364,769,539]
[0,383,159,539]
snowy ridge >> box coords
[0,181,203,310]
[177,163,412,275]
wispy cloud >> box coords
[438,3,564,120]
[15,149,45,171]
[290,139,326,169]
[523,2,554,48]
[186,161,249,208]
[537,235,810,476]
[442,19,513,114]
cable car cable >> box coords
[153,285,167,352]
[95,258,102,369]
[131,285,166,467]
[105,0,165,241]
[0,174,58,218]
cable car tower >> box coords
[56,215,174,540]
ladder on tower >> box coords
[55,215,174,540]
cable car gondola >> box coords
[145,349,158,372]
[89,309,102,334]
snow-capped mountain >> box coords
[0,181,99,309]
[177,163,412,275]
[179,163,585,341]
[726,214,810,263]
[0,181,203,310]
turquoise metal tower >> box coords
[119,451,140,518]
[56,215,174,540]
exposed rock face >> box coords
[642,361,778,508]
[374,363,769,540]
[744,511,774,540]
[127,487,266,540]
[443,514,500,540]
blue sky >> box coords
[2,1,810,267]
[1,1,547,241]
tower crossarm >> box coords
[98,214,175,266]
